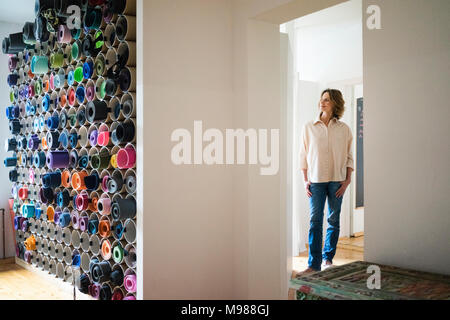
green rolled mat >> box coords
[74,66,84,83]
[50,53,64,68]
[94,31,104,49]
[71,29,82,40]
[9,90,15,103]
[100,80,107,99]
[13,198,20,212]
[94,57,105,76]
[91,152,111,170]
[69,115,77,127]
[34,80,42,96]
[71,41,80,61]
[112,244,124,264]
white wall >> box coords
[137,0,347,300]
[363,0,450,275]
[0,0,34,24]
[0,21,23,259]
[137,0,234,299]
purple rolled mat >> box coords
[89,283,101,299]
[28,134,40,150]
[54,209,62,226]
[8,56,18,72]
[14,216,21,230]
[46,151,70,169]
[21,219,29,232]
[86,85,95,101]
[24,251,32,263]
[72,211,80,229]
[79,216,89,232]
[19,217,26,230]
[89,130,98,146]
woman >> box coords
[299,89,354,273]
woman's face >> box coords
[320,92,335,115]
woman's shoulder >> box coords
[336,119,352,134]
[303,120,316,128]
[336,119,350,129]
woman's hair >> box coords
[321,89,345,120]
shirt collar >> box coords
[314,112,338,125]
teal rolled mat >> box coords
[31,56,49,74]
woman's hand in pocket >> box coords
[304,181,312,198]
[335,180,350,198]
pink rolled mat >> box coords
[76,192,89,211]
[86,85,95,101]
[101,175,109,193]
[117,147,136,169]
[8,57,17,72]
[98,198,111,215]
[71,211,80,229]
[97,131,110,147]
[58,25,72,43]
[29,168,35,183]
[88,283,101,299]
[124,274,136,293]
[49,73,55,90]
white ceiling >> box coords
[294,0,362,28]
[0,0,35,24]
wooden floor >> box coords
[293,235,364,273]
[289,236,364,299]
[1,236,364,300]
[0,259,74,300]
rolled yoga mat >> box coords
[30,56,49,74]
[89,258,112,283]
[124,273,136,293]
[78,273,90,294]
[116,146,136,169]
[106,0,136,15]
[86,100,110,123]
[46,151,70,169]
[111,198,136,221]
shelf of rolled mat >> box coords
[15,256,94,300]
[290,261,450,300]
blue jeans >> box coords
[308,182,343,271]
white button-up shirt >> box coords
[300,112,354,183]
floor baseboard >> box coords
[0,257,15,265]
[14,257,94,300]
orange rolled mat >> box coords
[89,196,99,212]
[72,171,88,190]
[42,137,48,150]
[24,235,36,251]
[98,220,111,238]
[61,170,72,188]
[47,206,55,222]
[101,239,112,260]
[60,93,67,108]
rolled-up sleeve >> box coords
[346,127,354,170]
[299,125,308,170]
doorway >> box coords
[281,0,364,274]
